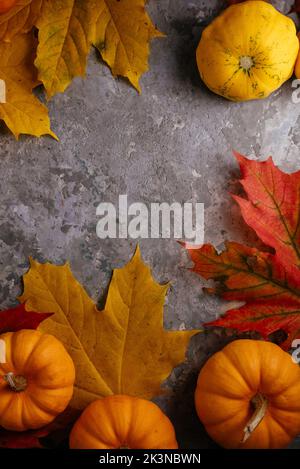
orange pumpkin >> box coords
[195,339,300,449]
[0,0,17,14]
[69,395,178,449]
[0,329,75,431]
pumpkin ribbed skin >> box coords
[0,0,17,14]
[70,395,178,449]
[195,340,300,449]
[196,1,299,101]
[0,329,75,431]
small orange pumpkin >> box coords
[69,395,178,449]
[0,0,17,14]
[0,329,75,431]
[195,339,300,449]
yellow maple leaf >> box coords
[93,0,164,92]
[35,0,97,98]
[34,0,162,97]
[0,0,161,137]
[0,0,42,41]
[19,247,199,410]
[0,33,57,139]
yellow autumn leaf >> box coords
[35,0,98,98]
[0,33,57,139]
[19,247,199,410]
[0,0,42,41]
[34,0,162,97]
[93,0,164,92]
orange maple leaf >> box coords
[186,153,300,350]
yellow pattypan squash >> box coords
[294,32,300,79]
[196,1,299,101]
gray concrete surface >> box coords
[0,0,300,448]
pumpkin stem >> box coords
[239,56,254,71]
[4,372,27,392]
[242,393,268,443]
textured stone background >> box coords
[0,0,300,448]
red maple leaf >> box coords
[0,427,49,449]
[233,152,300,273]
[291,0,300,13]
[186,153,300,350]
[227,0,269,4]
[0,303,52,333]
[0,407,79,448]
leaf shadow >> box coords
[169,2,226,97]
[0,121,12,139]
[96,273,112,311]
